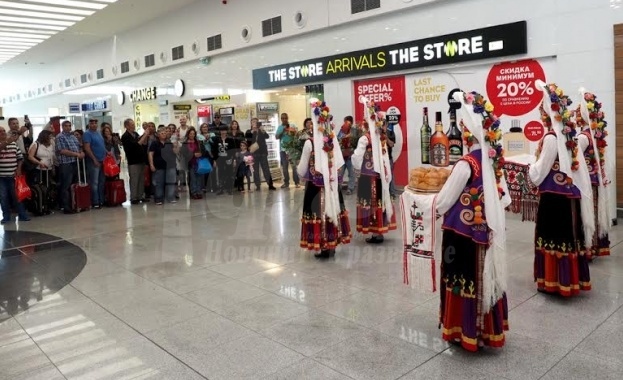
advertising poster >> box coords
[405,58,554,170]
[353,76,408,186]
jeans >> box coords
[152,168,177,202]
[189,167,203,195]
[253,154,273,188]
[389,158,396,196]
[217,159,233,192]
[339,157,355,192]
[128,163,145,201]
[280,151,299,185]
[0,176,29,221]
[86,159,105,206]
[58,162,78,210]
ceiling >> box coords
[0,0,198,67]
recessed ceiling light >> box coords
[0,31,51,39]
[0,8,84,21]
[0,21,66,30]
[22,0,107,10]
[0,1,95,15]
[0,36,45,43]
[0,27,54,35]
[0,41,37,46]
[1,16,75,26]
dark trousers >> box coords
[253,154,273,189]
[217,159,233,192]
[58,162,78,210]
[280,151,299,185]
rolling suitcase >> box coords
[28,170,50,216]
[105,179,126,206]
[71,159,91,212]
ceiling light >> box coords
[0,27,54,35]
[0,21,66,30]
[1,16,75,26]
[0,1,95,15]
[0,41,37,46]
[0,9,84,22]
[0,36,45,43]
[0,31,50,39]
[21,0,107,10]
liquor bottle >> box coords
[420,107,432,164]
[447,109,463,164]
[430,111,449,167]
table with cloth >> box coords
[502,154,539,222]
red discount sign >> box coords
[486,59,546,117]
[524,121,545,142]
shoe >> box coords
[197,194,203,199]
[365,236,384,244]
[1,218,10,224]
[156,201,163,205]
[268,186,277,191]
[217,190,224,195]
[256,186,261,191]
[63,210,76,215]
[131,200,140,205]
[170,200,178,204]
[141,198,150,203]
[314,249,335,258]
[18,216,31,222]
[345,190,353,195]
[93,205,101,209]
[295,184,301,188]
[281,184,289,189]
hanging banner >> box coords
[353,76,408,186]
[253,21,527,89]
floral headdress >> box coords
[575,92,608,178]
[311,100,336,177]
[539,84,579,171]
[460,91,505,198]
[365,101,388,155]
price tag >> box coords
[524,121,544,142]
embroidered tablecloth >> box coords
[503,154,539,222]
[400,189,443,293]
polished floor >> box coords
[1,185,623,380]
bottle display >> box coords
[420,107,432,164]
[447,109,463,164]
[503,119,529,157]
[430,111,449,167]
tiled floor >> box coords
[1,187,622,379]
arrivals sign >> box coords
[130,87,157,103]
[252,21,527,89]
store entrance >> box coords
[613,24,623,209]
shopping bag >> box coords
[15,175,32,202]
[103,155,120,177]
[196,157,212,175]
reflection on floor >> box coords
[1,189,622,379]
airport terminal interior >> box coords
[2,0,623,379]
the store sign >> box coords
[173,104,192,111]
[256,102,279,113]
[130,87,157,103]
[81,100,108,112]
[252,21,527,89]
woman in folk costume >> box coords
[351,97,397,244]
[576,91,611,259]
[435,91,511,351]
[529,81,594,296]
[297,100,351,258]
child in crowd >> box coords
[235,141,254,192]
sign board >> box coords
[252,21,528,89]
[256,102,279,113]
[130,87,157,103]
[81,100,108,112]
[173,104,192,111]
[68,103,81,114]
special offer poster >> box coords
[405,58,555,169]
[353,76,408,186]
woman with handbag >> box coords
[181,128,206,199]
[26,130,55,186]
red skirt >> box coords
[355,174,396,235]
[300,182,351,251]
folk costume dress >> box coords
[351,99,397,241]
[577,92,611,258]
[297,102,351,256]
[435,92,511,352]
[529,82,595,296]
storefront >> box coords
[252,21,534,189]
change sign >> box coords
[252,21,527,90]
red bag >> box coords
[15,175,32,202]
[103,155,120,177]
[105,179,126,206]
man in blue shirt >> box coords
[275,112,300,188]
[56,120,84,213]
[83,119,107,208]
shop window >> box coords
[207,34,222,51]
[80,74,87,84]
[351,0,380,14]
[121,61,130,73]
[262,16,282,37]
[145,54,155,67]
[96,69,104,80]
[172,45,184,61]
